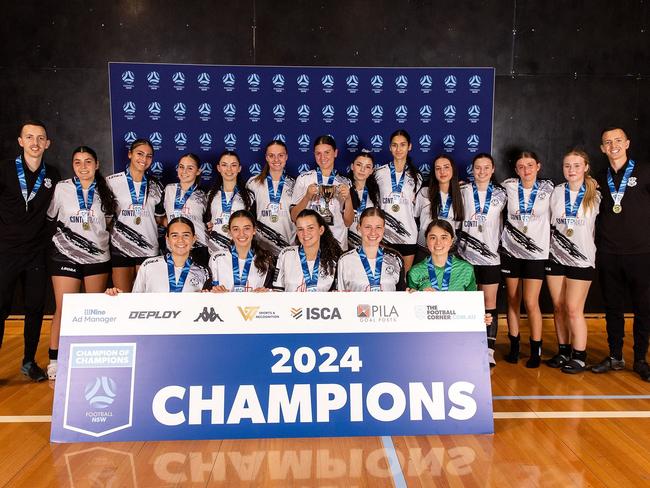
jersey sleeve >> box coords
[272,251,287,290]
[290,175,307,206]
[132,265,148,293]
[47,183,62,220]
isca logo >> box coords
[223,103,236,117]
[395,75,408,88]
[121,71,134,84]
[273,104,286,117]
[443,134,456,147]
[148,102,161,115]
[321,74,334,88]
[85,376,117,409]
[149,132,162,145]
[272,73,285,88]
[273,133,286,143]
[291,307,341,320]
[296,74,310,88]
[346,105,359,118]
[419,163,431,176]
[370,75,383,89]
[371,135,383,148]
[199,133,212,146]
[197,72,211,86]
[467,134,480,147]
[420,75,433,89]
[468,105,481,118]
[247,73,260,87]
[419,134,432,148]
[346,75,359,88]
[248,103,261,117]
[297,134,310,148]
[248,133,261,147]
[173,102,186,115]
[443,105,456,118]
[322,105,335,118]
[224,133,237,146]
[123,101,136,115]
[198,103,211,116]
[222,73,235,86]
[174,132,187,145]
[444,75,457,89]
[150,161,164,176]
[371,105,384,118]
[395,105,408,119]
[297,104,310,117]
[420,105,432,118]
[346,134,359,147]
[298,163,311,174]
[249,163,262,176]
[172,71,185,85]
[146,71,160,85]
[123,132,137,144]
[469,75,482,89]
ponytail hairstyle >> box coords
[205,151,254,222]
[295,209,342,276]
[313,134,337,151]
[177,152,202,187]
[510,150,541,175]
[563,148,598,213]
[389,129,421,194]
[166,216,196,236]
[71,146,117,217]
[347,149,381,208]
[428,155,465,222]
[228,209,274,273]
[254,140,289,185]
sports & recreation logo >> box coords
[273,133,286,143]
[357,304,399,322]
[346,104,359,123]
[443,105,456,123]
[247,73,260,91]
[199,133,212,150]
[418,163,431,176]
[197,72,211,91]
[297,134,310,151]
[200,162,213,180]
[273,104,286,121]
[149,162,164,177]
[290,307,341,320]
[248,133,262,149]
[238,306,260,321]
[224,133,237,148]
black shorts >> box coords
[191,246,210,268]
[389,243,417,258]
[500,254,546,280]
[545,260,595,281]
[474,264,501,285]
[110,251,151,268]
[48,257,111,279]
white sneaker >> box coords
[47,361,58,380]
[487,349,496,367]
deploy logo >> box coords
[247,73,260,91]
[346,75,359,92]
[146,71,160,89]
[224,133,237,149]
[322,104,335,123]
[395,74,408,92]
[272,73,285,91]
[443,104,456,123]
[273,103,286,121]
[370,74,383,93]
[395,105,408,122]
[223,103,236,122]
[370,104,384,123]
[346,104,359,123]
[444,74,457,92]
[172,71,185,90]
[148,101,161,120]
[121,70,135,89]
[297,104,310,122]
[468,105,480,122]
[222,72,236,91]
[420,74,433,92]
[198,102,212,121]
[199,132,213,150]
[296,74,310,92]
[173,102,186,120]
[321,74,334,92]
[122,101,136,120]
[174,132,188,149]
[468,74,482,92]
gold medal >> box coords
[222,224,229,232]
[613,204,622,214]
[478,224,483,233]
[270,214,279,223]
[566,228,574,237]
[391,204,400,212]
[82,222,91,231]
[135,216,141,225]
[522,225,528,234]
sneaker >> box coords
[633,360,650,382]
[561,358,587,374]
[545,353,569,368]
[591,356,625,374]
[21,361,47,382]
[487,349,496,368]
[47,361,58,381]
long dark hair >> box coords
[295,209,342,276]
[428,155,464,222]
[253,140,288,184]
[205,151,254,222]
[127,138,159,203]
[425,218,457,254]
[177,152,202,187]
[228,209,274,273]
[71,146,117,217]
[347,150,380,209]
[389,129,421,193]
[472,152,498,184]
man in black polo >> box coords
[591,127,650,382]
[0,120,60,381]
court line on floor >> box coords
[0,415,52,423]
[495,411,650,419]
[494,395,650,400]
[380,436,407,488]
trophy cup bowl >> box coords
[318,184,336,225]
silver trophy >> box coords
[318,184,336,225]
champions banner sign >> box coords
[51,292,493,442]
[109,63,494,183]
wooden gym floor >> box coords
[0,316,649,487]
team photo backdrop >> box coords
[109,63,494,185]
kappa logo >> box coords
[193,307,223,323]
[420,75,433,89]
[174,132,187,145]
[419,163,431,176]
[199,133,212,146]
[85,376,117,409]
[419,135,432,148]
[148,102,161,115]
[248,133,261,147]
[122,101,136,115]
[370,75,383,89]
[346,134,359,147]
[238,306,260,321]
[273,104,286,117]
[296,74,310,88]
[198,103,212,116]
[249,163,262,175]
[443,134,456,148]
[173,102,186,116]
[123,132,137,144]
[172,71,185,85]
[197,72,211,86]
[395,105,408,119]
[298,163,311,174]
[150,162,164,176]
[297,104,310,118]
[468,105,481,119]
[248,103,261,117]
[273,133,286,143]
[420,105,432,118]
[346,105,359,118]
[468,75,482,89]
[149,132,162,145]
[371,135,383,148]
[321,74,334,89]
[444,75,457,89]
[121,71,135,84]
[346,75,359,89]
[222,73,235,86]
[443,105,456,118]
[297,134,310,148]
[371,105,384,118]
[467,134,480,147]
[247,73,260,87]
[224,133,237,146]
[322,105,335,118]
[223,103,236,117]
[395,75,408,89]
[146,71,160,85]
[272,73,285,88]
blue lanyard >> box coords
[389,162,406,195]
[564,183,586,219]
[427,256,453,291]
[221,187,239,214]
[607,159,635,209]
[517,179,538,225]
[125,167,147,213]
[472,182,493,217]
[358,246,383,291]
[439,192,452,218]
[316,168,336,185]
[15,156,46,211]
[231,245,254,291]
[166,254,192,293]
[357,186,368,218]
[74,177,96,226]
[298,246,320,291]
[174,183,196,212]
[266,174,285,205]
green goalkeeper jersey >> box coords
[407,255,477,291]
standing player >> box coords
[0,120,60,381]
[500,151,554,368]
[457,153,507,366]
[337,208,406,291]
[346,149,380,249]
[106,139,164,292]
[591,127,650,382]
[46,146,116,380]
[290,135,354,250]
[246,140,295,256]
[274,209,341,292]
[375,130,422,271]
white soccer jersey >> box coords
[500,178,554,260]
[291,169,351,251]
[549,183,601,268]
[162,183,208,247]
[246,174,296,255]
[206,189,250,254]
[456,183,507,266]
[414,187,460,252]
[336,247,404,291]
[348,187,376,249]
[47,178,110,264]
[132,256,209,292]
[106,171,163,258]
[273,245,336,292]
[375,163,421,245]
[208,247,271,291]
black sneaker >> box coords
[633,360,650,382]
[591,356,625,374]
[561,358,587,374]
[21,361,47,382]
[545,353,569,368]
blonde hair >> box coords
[563,149,597,213]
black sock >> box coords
[572,349,586,362]
[526,339,542,368]
[506,333,520,363]
[486,308,498,350]
[49,348,58,361]
[610,350,623,361]
[558,344,571,357]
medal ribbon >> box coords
[174,183,196,215]
[125,167,147,218]
[472,182,493,223]
[389,162,406,198]
[607,159,636,207]
[166,253,192,293]
[439,192,453,218]
[74,177,96,225]
[564,183,586,231]
[427,256,453,291]
[221,186,239,217]
[316,168,337,186]
[266,174,285,216]
[356,186,369,219]
[15,156,46,211]
[358,246,384,291]
[231,245,254,290]
[299,246,320,291]
[518,179,539,227]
